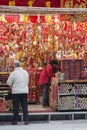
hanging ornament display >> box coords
[0,13,86,68]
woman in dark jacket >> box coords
[39,59,59,107]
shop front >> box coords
[0,6,87,116]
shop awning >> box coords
[0,6,87,14]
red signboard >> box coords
[0,0,60,7]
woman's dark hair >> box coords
[49,59,61,72]
[49,59,58,65]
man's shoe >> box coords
[11,122,18,125]
[24,121,29,125]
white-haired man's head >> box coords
[14,60,20,68]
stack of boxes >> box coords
[62,59,84,80]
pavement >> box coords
[0,120,87,130]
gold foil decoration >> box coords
[27,0,34,7]
[8,0,15,6]
[45,1,51,7]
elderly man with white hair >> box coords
[7,60,29,125]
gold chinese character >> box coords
[8,0,15,6]
[45,1,51,7]
[27,0,34,7]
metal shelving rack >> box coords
[58,80,87,111]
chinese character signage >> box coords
[0,0,60,7]
[0,0,87,8]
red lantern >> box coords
[29,15,38,23]
[40,16,45,23]
[5,15,20,23]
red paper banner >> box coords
[0,0,60,7]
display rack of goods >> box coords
[75,82,87,109]
[62,59,84,80]
[0,98,8,112]
[0,72,10,84]
[58,80,87,111]
[28,70,39,104]
[58,82,75,110]
[59,96,75,110]
[0,8,87,70]
[49,77,58,110]
[0,72,11,112]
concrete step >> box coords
[1,111,87,121]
